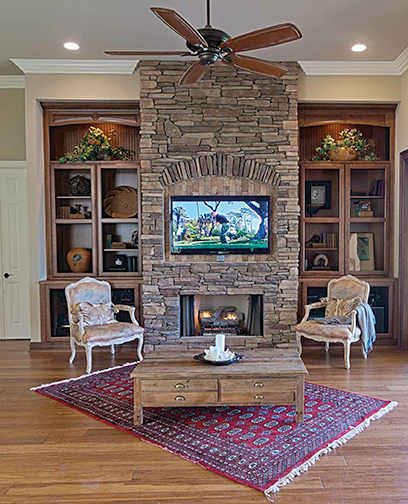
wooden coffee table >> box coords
[131,349,308,425]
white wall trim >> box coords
[0,161,28,169]
[0,76,25,88]
[10,59,139,75]
[300,46,408,76]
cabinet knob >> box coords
[3,273,11,279]
[175,395,185,401]
[254,382,264,388]
[175,383,185,390]
[255,394,264,400]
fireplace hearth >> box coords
[180,294,263,337]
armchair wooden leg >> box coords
[361,344,367,359]
[69,337,76,364]
[86,344,93,374]
[296,333,302,355]
[111,344,115,355]
[137,337,143,362]
[325,342,330,353]
[344,341,351,370]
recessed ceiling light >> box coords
[64,41,80,51]
[351,43,367,53]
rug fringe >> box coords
[30,361,138,391]
[264,400,398,501]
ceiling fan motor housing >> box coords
[187,27,231,65]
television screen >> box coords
[170,196,270,255]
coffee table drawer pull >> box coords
[175,383,185,390]
[175,395,185,401]
[255,394,264,400]
[254,382,264,388]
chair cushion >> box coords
[82,322,144,343]
[72,302,118,326]
[321,296,362,319]
[295,320,361,341]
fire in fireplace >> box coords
[179,294,263,337]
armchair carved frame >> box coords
[296,275,370,369]
[65,277,144,373]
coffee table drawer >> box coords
[141,379,217,392]
[220,378,296,393]
[220,390,295,404]
[142,391,218,406]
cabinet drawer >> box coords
[220,378,296,393]
[141,379,217,392]
[220,390,295,404]
[142,391,218,406]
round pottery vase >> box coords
[329,147,359,162]
[66,248,91,273]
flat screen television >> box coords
[170,195,270,255]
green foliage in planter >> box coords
[59,126,133,163]
[313,128,376,161]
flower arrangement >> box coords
[59,127,133,163]
[313,128,376,161]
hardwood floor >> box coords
[0,340,406,504]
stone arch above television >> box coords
[159,153,281,188]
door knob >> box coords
[3,273,11,279]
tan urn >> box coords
[66,248,92,273]
[329,147,359,162]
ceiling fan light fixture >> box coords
[64,41,80,51]
[351,43,367,53]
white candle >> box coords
[215,333,225,356]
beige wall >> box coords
[25,72,140,342]
[298,73,401,103]
[0,89,26,160]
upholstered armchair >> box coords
[295,275,370,369]
[65,277,144,373]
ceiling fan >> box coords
[105,0,302,85]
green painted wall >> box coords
[0,89,26,160]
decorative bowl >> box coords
[329,147,359,162]
[193,352,245,366]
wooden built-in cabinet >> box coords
[298,103,397,344]
[39,102,142,344]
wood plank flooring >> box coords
[0,340,406,504]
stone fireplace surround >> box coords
[139,61,300,353]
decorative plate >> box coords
[193,352,245,366]
[103,186,137,218]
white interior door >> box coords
[0,169,30,339]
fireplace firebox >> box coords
[179,294,263,337]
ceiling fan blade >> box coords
[104,50,190,56]
[178,61,208,86]
[151,7,208,48]
[220,23,301,53]
[226,54,287,78]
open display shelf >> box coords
[298,103,397,344]
[39,101,142,344]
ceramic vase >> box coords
[66,248,91,273]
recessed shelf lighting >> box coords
[64,41,80,51]
[351,43,367,53]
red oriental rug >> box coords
[32,363,397,500]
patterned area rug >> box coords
[32,363,397,500]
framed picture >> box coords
[306,181,331,216]
[356,232,375,271]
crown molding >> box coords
[0,161,28,169]
[9,59,139,75]
[300,46,408,76]
[0,76,25,88]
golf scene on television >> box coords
[171,196,269,254]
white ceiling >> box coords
[1,0,408,75]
